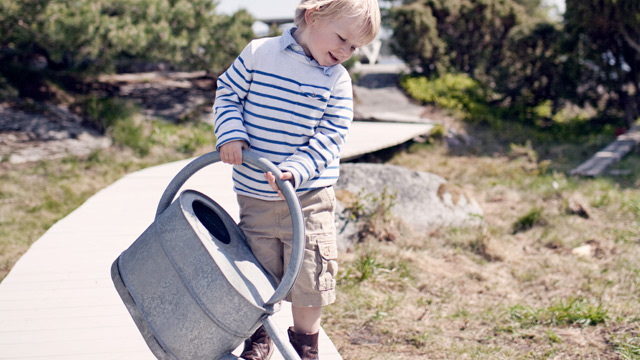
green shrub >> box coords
[401,73,618,143]
[401,73,484,113]
[80,95,137,131]
[0,0,254,75]
[400,73,509,128]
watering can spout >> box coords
[111,151,304,360]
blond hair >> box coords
[294,0,381,45]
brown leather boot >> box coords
[287,327,319,360]
[240,325,273,360]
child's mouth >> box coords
[329,52,339,63]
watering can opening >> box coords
[192,199,231,245]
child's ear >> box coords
[304,8,317,25]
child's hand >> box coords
[265,171,294,200]
[219,140,248,165]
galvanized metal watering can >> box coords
[111,151,304,360]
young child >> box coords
[213,1,380,359]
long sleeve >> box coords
[213,43,254,149]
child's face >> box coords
[304,16,364,67]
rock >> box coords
[572,244,594,258]
[334,163,483,250]
[0,103,111,163]
[572,240,605,259]
[445,129,478,148]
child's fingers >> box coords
[264,172,277,189]
[219,142,244,165]
[264,172,287,200]
[231,151,242,165]
[221,151,232,164]
[279,172,293,181]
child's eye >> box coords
[338,35,346,42]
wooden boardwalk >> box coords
[0,120,432,360]
[570,125,640,177]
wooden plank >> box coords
[343,121,432,160]
[570,125,640,176]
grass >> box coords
[612,333,640,360]
[0,99,217,280]
[323,111,640,358]
[2,75,640,358]
[512,206,547,234]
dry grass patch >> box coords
[325,127,640,359]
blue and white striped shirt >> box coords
[213,28,354,200]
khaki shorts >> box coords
[237,187,338,307]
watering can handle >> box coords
[155,150,305,307]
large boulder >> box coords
[335,163,483,250]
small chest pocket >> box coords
[292,85,331,127]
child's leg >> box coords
[292,305,322,334]
[286,187,338,359]
[238,187,338,359]
[290,305,322,360]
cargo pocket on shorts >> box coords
[316,235,338,292]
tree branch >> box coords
[620,25,640,54]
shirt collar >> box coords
[280,27,334,76]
